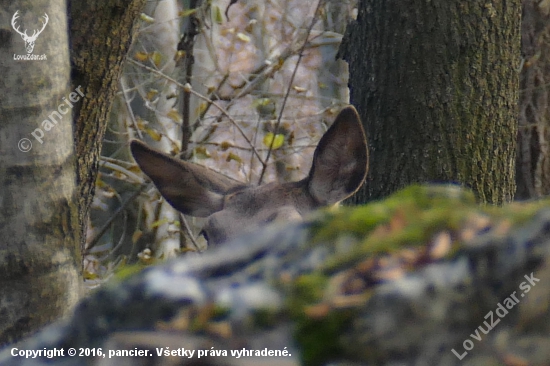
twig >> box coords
[86,187,143,253]
[127,58,265,164]
[258,0,324,184]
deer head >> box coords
[11,11,49,54]
[131,106,368,246]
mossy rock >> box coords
[3,185,550,366]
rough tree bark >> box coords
[516,0,550,199]
[0,0,145,345]
[69,0,146,252]
[341,0,520,204]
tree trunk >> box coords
[0,1,81,344]
[69,0,146,252]
[516,0,550,199]
[341,0,520,204]
[0,0,146,345]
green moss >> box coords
[290,274,328,305]
[286,274,354,365]
[284,185,550,363]
[481,199,548,223]
[294,309,355,366]
[309,185,549,272]
[114,263,145,280]
[252,308,281,328]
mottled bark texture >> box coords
[0,0,81,344]
[68,0,146,252]
[516,0,550,199]
[0,0,147,345]
[341,1,520,204]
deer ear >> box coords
[130,141,245,217]
[306,106,368,205]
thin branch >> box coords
[179,213,202,252]
[99,160,144,184]
[86,187,143,253]
[120,77,143,139]
[127,58,265,164]
[258,0,324,184]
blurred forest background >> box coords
[85,0,358,282]
[83,0,550,284]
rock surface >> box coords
[2,185,550,366]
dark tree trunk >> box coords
[341,0,521,204]
[69,0,146,252]
[516,0,550,200]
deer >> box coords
[11,11,49,54]
[130,106,368,247]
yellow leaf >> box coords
[197,102,208,115]
[144,126,162,141]
[151,218,170,228]
[253,98,270,108]
[221,27,235,36]
[179,8,197,17]
[226,152,242,163]
[96,178,107,188]
[167,109,182,123]
[128,165,141,174]
[140,13,155,23]
[263,132,285,150]
[145,89,158,101]
[134,51,149,62]
[193,146,211,159]
[83,270,98,280]
[212,5,224,24]
[149,51,162,67]
[293,85,307,93]
[236,32,251,42]
[135,116,146,129]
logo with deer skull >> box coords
[11,11,49,54]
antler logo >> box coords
[11,11,49,54]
